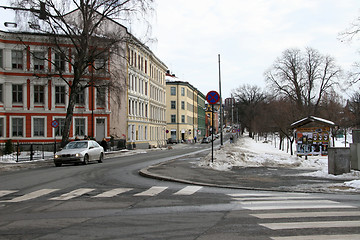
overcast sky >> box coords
[148,0,360,99]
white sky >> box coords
[148,0,360,99]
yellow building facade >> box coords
[166,77,203,143]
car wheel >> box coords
[83,154,89,165]
[98,153,104,163]
[55,163,62,167]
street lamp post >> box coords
[218,54,223,146]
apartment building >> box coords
[166,74,206,143]
[0,9,167,147]
[0,30,112,143]
[127,39,167,148]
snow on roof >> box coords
[291,116,335,128]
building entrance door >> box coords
[96,119,105,141]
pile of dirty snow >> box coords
[198,136,360,190]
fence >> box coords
[0,139,130,162]
[0,142,58,162]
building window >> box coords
[33,118,45,137]
[54,52,65,72]
[96,86,106,108]
[171,100,176,109]
[55,86,65,104]
[74,118,85,136]
[34,85,44,104]
[181,101,185,110]
[170,87,176,96]
[0,118,4,137]
[171,114,176,123]
[0,49,3,68]
[0,84,3,103]
[12,117,23,137]
[33,52,45,71]
[181,115,185,123]
[12,84,23,103]
[54,118,65,137]
[94,57,106,73]
[181,87,185,96]
[75,88,85,105]
[12,50,23,69]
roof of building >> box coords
[291,116,336,129]
[166,73,205,98]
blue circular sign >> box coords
[51,120,59,128]
[206,91,220,105]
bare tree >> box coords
[232,84,267,138]
[265,47,342,117]
[10,0,153,145]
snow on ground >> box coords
[199,135,360,190]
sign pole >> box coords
[206,91,220,164]
[211,104,214,163]
[218,54,223,146]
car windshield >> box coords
[64,142,88,149]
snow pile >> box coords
[199,136,360,190]
[199,136,325,171]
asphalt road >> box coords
[0,141,360,239]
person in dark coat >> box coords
[100,138,108,152]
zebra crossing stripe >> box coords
[6,189,59,203]
[50,188,95,201]
[241,203,355,210]
[92,188,133,198]
[0,190,17,198]
[173,186,202,195]
[252,211,360,219]
[261,220,360,230]
[271,234,360,240]
[232,196,321,201]
[134,186,168,196]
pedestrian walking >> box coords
[230,135,234,143]
[100,138,108,152]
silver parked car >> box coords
[54,140,104,167]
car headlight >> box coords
[54,154,60,159]
[75,153,81,157]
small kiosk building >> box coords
[291,116,335,156]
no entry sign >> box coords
[206,91,220,105]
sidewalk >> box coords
[140,140,359,194]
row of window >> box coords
[127,124,166,142]
[170,86,186,96]
[170,100,186,110]
[0,49,107,73]
[128,48,165,85]
[150,84,165,103]
[169,114,195,124]
[128,73,148,95]
[0,117,87,138]
[0,83,106,108]
[128,99,148,117]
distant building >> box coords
[165,74,206,143]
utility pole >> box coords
[218,54,223,146]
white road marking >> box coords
[0,190,17,197]
[134,186,168,196]
[271,234,360,240]
[173,186,202,195]
[93,188,133,198]
[50,188,95,201]
[240,199,337,205]
[261,220,360,230]
[241,203,355,210]
[252,211,360,219]
[6,189,59,202]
